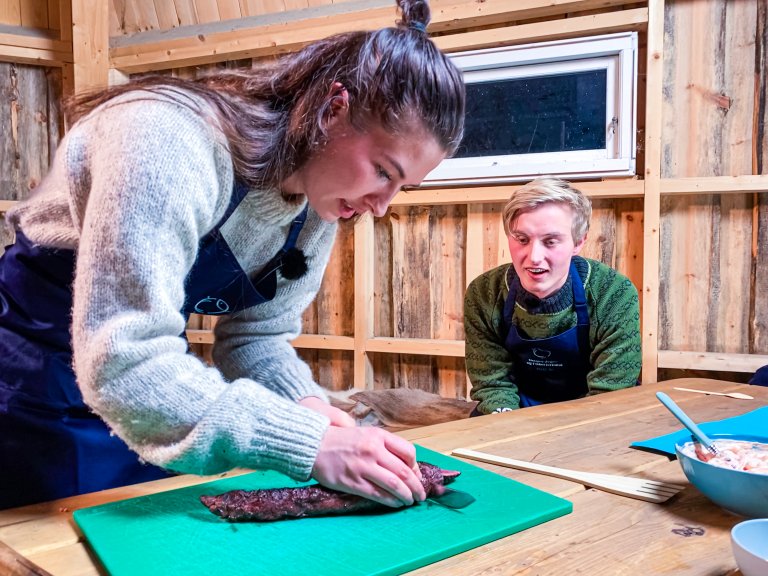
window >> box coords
[424,32,638,186]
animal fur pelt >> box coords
[327,388,477,431]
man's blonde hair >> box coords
[502,177,592,242]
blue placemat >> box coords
[631,406,768,456]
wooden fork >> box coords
[452,448,687,504]
[673,387,754,400]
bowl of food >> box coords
[731,519,768,576]
[674,433,768,518]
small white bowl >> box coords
[731,518,768,576]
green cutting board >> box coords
[74,447,571,576]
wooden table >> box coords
[0,378,765,575]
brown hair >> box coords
[65,0,465,192]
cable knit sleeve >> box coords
[586,262,642,393]
[464,265,522,413]
[69,95,329,481]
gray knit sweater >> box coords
[8,89,337,482]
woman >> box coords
[0,0,465,509]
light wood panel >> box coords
[108,0,636,73]
[0,0,21,26]
[71,0,109,92]
[659,0,760,360]
[657,349,768,372]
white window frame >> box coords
[423,32,638,186]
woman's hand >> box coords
[311,425,426,508]
[299,396,355,427]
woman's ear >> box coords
[328,82,349,117]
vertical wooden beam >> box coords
[57,0,74,99]
[354,213,375,390]
[641,0,665,383]
[71,0,109,93]
[465,205,484,397]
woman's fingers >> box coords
[298,396,356,427]
[312,426,426,507]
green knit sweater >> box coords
[464,256,641,414]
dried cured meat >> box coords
[200,462,460,521]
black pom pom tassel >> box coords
[279,247,308,280]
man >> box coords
[464,177,641,414]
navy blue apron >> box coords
[0,181,307,509]
[503,262,591,407]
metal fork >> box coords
[452,448,686,504]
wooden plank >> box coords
[246,0,287,16]
[582,199,617,267]
[292,334,355,350]
[216,0,243,21]
[19,0,47,29]
[57,0,70,42]
[0,539,52,576]
[132,1,160,32]
[195,0,221,24]
[756,2,768,356]
[0,1,21,26]
[70,0,108,92]
[354,212,375,390]
[13,63,49,201]
[370,207,393,388]
[283,0,309,11]
[0,27,78,52]
[365,337,464,357]
[110,0,143,36]
[754,191,768,353]
[657,349,768,372]
[640,0,663,383]
[153,0,181,30]
[392,180,645,207]
[429,204,466,396]
[315,218,354,390]
[0,43,70,66]
[172,0,198,27]
[390,205,434,391]
[108,0,635,73]
[434,7,648,54]
[661,175,768,194]
[1,63,21,202]
[47,0,58,32]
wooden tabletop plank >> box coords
[409,487,741,575]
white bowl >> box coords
[731,518,768,576]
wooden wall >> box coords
[0,62,61,247]
[2,0,768,399]
[660,0,767,360]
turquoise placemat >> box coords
[631,406,768,456]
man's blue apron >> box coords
[503,262,591,407]
[0,182,307,509]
